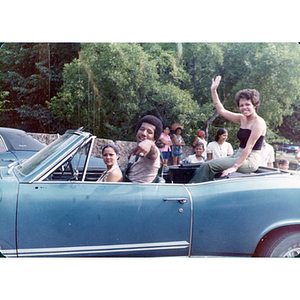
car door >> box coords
[16,181,192,257]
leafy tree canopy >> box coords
[1,42,300,146]
[0,43,80,132]
[49,43,206,141]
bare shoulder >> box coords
[256,115,266,127]
[107,167,123,182]
[254,116,267,134]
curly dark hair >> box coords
[235,89,260,111]
[135,115,163,141]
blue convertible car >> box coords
[1,128,300,258]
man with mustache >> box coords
[125,115,163,183]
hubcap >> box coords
[283,248,300,257]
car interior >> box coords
[45,159,289,184]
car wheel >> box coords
[255,231,300,257]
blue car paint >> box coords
[0,150,37,167]
[0,151,19,166]
[0,168,19,255]
[14,182,191,257]
[189,176,300,256]
[1,128,300,258]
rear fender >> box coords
[254,224,300,256]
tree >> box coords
[49,43,81,99]
[244,43,300,138]
[277,102,300,142]
[48,43,205,142]
[0,43,80,132]
[200,43,300,144]
[0,43,50,131]
[2,42,300,146]
[181,43,223,106]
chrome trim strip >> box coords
[0,135,8,152]
[184,185,193,257]
[3,241,189,257]
[81,136,95,182]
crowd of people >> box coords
[97,75,297,184]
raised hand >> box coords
[211,76,221,92]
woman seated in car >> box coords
[98,144,123,182]
[190,76,266,183]
[206,128,234,161]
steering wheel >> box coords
[58,159,76,180]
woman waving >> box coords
[190,76,266,183]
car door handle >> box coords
[163,198,187,204]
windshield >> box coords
[16,131,80,176]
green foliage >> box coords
[277,102,300,142]
[181,43,223,104]
[0,43,80,132]
[1,42,300,146]
[207,43,300,144]
[48,43,204,142]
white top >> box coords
[261,143,275,167]
[206,141,234,159]
[183,154,205,164]
[296,151,300,166]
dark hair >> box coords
[163,125,170,130]
[235,89,260,111]
[194,142,205,149]
[102,143,120,158]
[136,115,163,140]
[175,127,182,134]
[278,159,289,165]
[214,128,228,142]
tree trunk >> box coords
[203,110,219,141]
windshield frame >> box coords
[15,129,91,183]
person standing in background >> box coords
[171,123,185,165]
[158,125,172,168]
[296,149,300,171]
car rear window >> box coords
[8,133,45,151]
